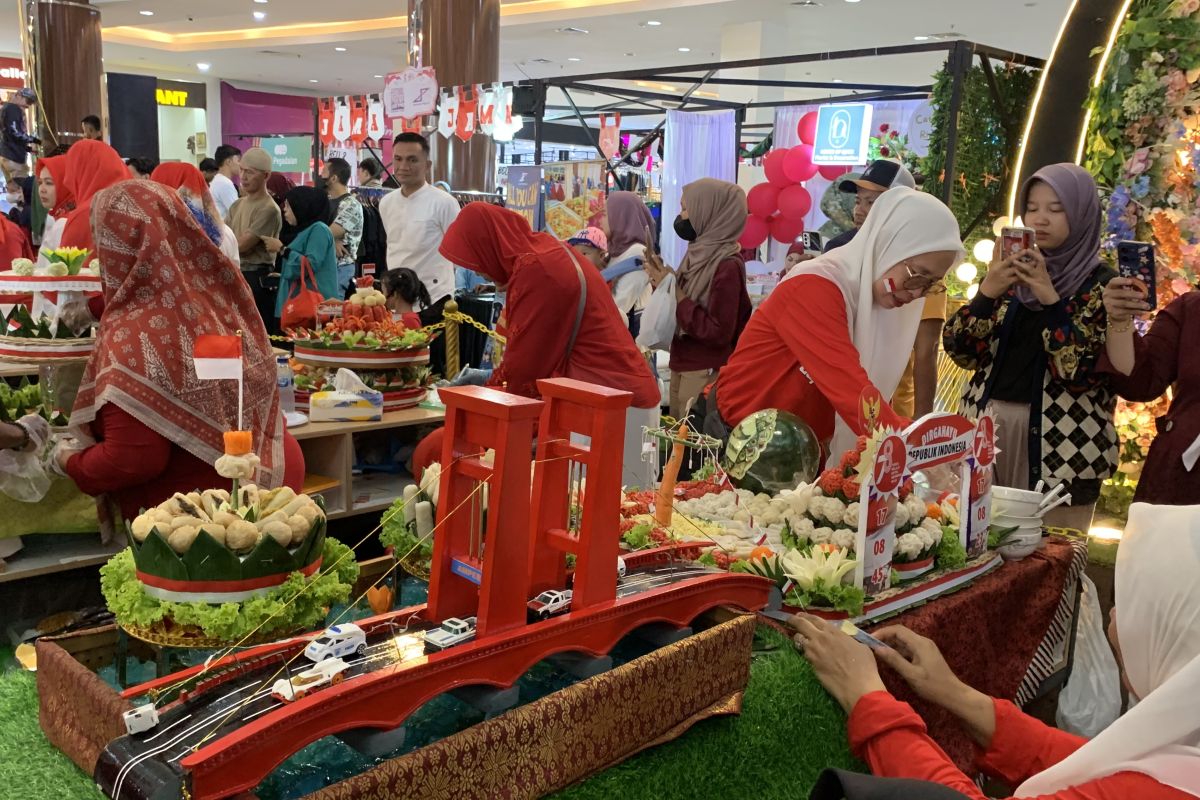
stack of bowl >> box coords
[991,485,1045,561]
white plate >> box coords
[285,411,309,428]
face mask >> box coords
[674,215,697,242]
[313,176,328,192]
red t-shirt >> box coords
[716,274,907,441]
[849,691,1192,800]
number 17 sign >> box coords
[855,433,906,595]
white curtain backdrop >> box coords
[771,99,934,257]
[662,109,738,268]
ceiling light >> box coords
[335,47,347,52]
[139,10,154,16]
[678,47,691,52]
[374,74,384,79]
[254,0,268,3]
[833,78,843,83]
[913,35,930,41]
[568,57,582,62]
[309,79,319,83]
[196,62,211,71]
[646,20,662,26]
[844,0,862,3]
[253,11,266,20]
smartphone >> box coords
[1116,240,1157,308]
[1000,226,1036,261]
[801,231,824,254]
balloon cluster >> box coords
[740,111,854,249]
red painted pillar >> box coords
[427,386,542,636]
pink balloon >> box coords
[818,164,853,181]
[777,185,813,221]
[740,215,769,249]
[783,145,818,183]
[747,183,781,219]
[763,149,791,188]
[797,111,819,146]
[770,214,805,244]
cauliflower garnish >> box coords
[11,257,34,276]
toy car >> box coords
[304,622,367,662]
[271,658,350,702]
[424,616,477,651]
[617,555,627,580]
[527,589,573,621]
[122,703,159,735]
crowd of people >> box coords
[2,82,1199,798]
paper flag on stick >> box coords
[194,334,243,380]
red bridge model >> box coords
[97,379,770,800]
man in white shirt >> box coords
[378,132,460,374]
[210,144,242,222]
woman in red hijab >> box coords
[415,203,661,487]
[59,139,128,252]
[151,162,240,264]
[35,154,74,253]
[59,181,304,522]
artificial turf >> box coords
[0,627,858,800]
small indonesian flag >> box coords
[7,317,21,333]
[781,579,795,596]
[194,334,243,380]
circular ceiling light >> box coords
[139,10,154,16]
[646,20,662,26]
[196,62,211,71]
[678,47,691,52]
[335,47,347,52]
[253,11,266,20]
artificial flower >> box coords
[780,546,857,591]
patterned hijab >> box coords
[60,139,129,253]
[71,181,285,488]
[151,162,224,246]
[606,191,655,259]
[1015,163,1103,310]
[675,179,748,305]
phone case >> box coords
[1116,240,1156,308]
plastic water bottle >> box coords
[277,355,296,414]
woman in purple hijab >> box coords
[944,163,1117,533]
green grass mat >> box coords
[554,626,861,799]
[0,627,858,800]
[0,669,105,799]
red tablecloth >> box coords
[869,536,1086,769]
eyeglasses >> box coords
[902,262,946,296]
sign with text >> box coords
[0,57,27,90]
[155,79,207,109]
[262,136,313,173]
[384,67,439,120]
[966,414,996,557]
[505,165,543,231]
[855,433,906,595]
[812,103,873,166]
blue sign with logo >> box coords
[811,103,874,166]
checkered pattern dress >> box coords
[943,268,1118,488]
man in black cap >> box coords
[1,88,40,181]
[823,158,917,253]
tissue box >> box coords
[309,389,384,422]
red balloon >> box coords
[746,183,781,219]
[797,111,819,146]
[777,185,813,220]
[818,164,853,181]
[770,214,805,244]
[763,149,791,188]
[739,215,769,249]
[783,144,818,183]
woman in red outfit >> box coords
[414,203,660,487]
[792,502,1200,800]
[1101,282,1200,505]
[643,178,752,419]
[714,187,963,458]
[58,139,128,252]
[0,212,32,264]
[58,181,303,522]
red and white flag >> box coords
[193,334,243,380]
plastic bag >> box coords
[0,415,52,503]
[1056,575,1122,737]
[636,273,677,351]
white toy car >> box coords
[527,589,573,621]
[617,556,627,580]
[271,657,350,702]
[122,703,160,735]
[304,623,367,662]
[424,616,477,651]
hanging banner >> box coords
[384,67,439,120]
[454,86,478,142]
[506,165,543,231]
[396,117,423,136]
[490,84,519,142]
[332,98,352,144]
[477,84,498,136]
[366,94,386,143]
[318,98,335,146]
[599,113,622,160]
[349,95,368,146]
[542,160,606,240]
[437,90,458,139]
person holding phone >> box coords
[944,163,1117,533]
[1101,275,1200,505]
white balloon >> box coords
[992,216,1011,236]
[955,261,979,283]
[973,239,995,263]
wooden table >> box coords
[291,406,445,520]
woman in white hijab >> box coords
[713,187,963,459]
[789,501,1200,800]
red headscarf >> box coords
[71,181,286,488]
[59,140,129,253]
[151,162,224,243]
[36,155,75,218]
[439,202,659,407]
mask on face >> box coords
[674,214,697,242]
[313,176,329,193]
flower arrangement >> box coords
[40,247,95,277]
[867,123,920,174]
